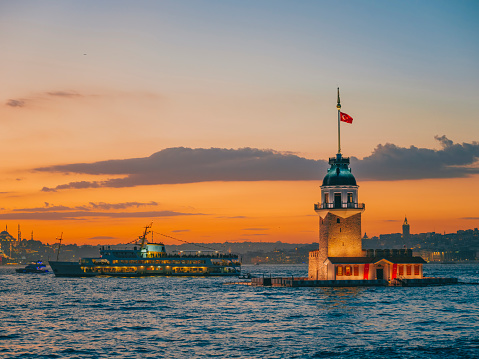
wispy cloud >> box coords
[89,201,158,210]
[5,90,82,109]
[0,210,203,221]
[2,201,200,220]
[47,91,81,98]
[34,136,479,191]
[6,99,26,108]
[14,201,157,212]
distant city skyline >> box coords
[0,1,478,244]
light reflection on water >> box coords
[0,263,478,358]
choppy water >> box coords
[1,263,478,359]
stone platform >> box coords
[250,276,458,287]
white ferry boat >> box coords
[49,226,241,277]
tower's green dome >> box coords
[322,154,357,186]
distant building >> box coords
[402,216,410,244]
[0,226,16,263]
[0,227,16,249]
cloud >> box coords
[5,90,82,110]
[351,136,479,181]
[14,201,157,212]
[6,99,26,107]
[242,228,270,231]
[2,201,197,220]
[41,181,101,192]
[89,201,158,210]
[0,210,203,221]
[37,147,325,191]
[171,229,190,233]
[34,137,479,191]
[47,91,81,98]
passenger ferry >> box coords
[49,225,241,277]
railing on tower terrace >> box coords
[314,202,365,211]
[329,156,350,165]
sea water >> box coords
[1,263,478,359]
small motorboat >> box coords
[16,261,49,274]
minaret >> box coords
[308,89,365,280]
[402,216,410,245]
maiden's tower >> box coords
[308,89,426,282]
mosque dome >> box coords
[322,154,357,186]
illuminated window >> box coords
[414,265,420,275]
[353,265,359,276]
[345,266,351,276]
[406,265,412,276]
[398,265,404,276]
[337,266,343,276]
[324,193,329,203]
[347,193,353,203]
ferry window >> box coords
[414,265,420,275]
[337,266,343,276]
[353,265,359,276]
[406,265,412,276]
[398,265,404,276]
[345,266,351,276]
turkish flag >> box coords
[340,112,353,124]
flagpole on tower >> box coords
[337,87,341,154]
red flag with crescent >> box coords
[340,112,353,124]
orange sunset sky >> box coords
[0,1,478,245]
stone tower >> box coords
[308,88,365,280]
[308,153,365,279]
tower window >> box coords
[324,193,329,204]
[347,193,353,203]
[337,218,340,223]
